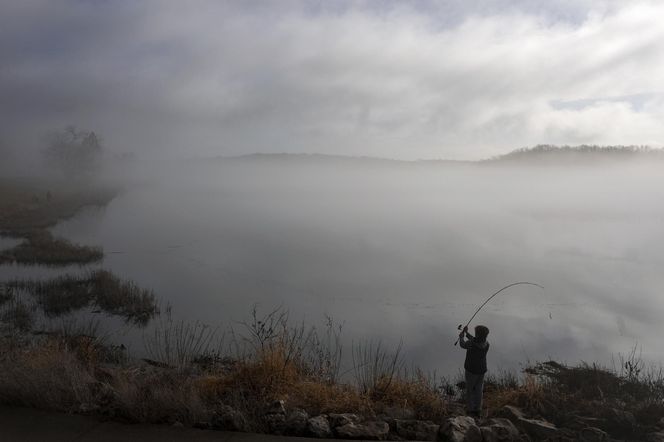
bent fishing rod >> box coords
[454,281,544,346]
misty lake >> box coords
[4,158,664,375]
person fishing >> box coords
[458,324,490,418]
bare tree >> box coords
[44,126,102,177]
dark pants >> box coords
[465,370,485,415]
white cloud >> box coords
[2,0,664,159]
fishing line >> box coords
[454,281,544,346]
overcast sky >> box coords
[2,0,664,160]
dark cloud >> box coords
[2,0,663,160]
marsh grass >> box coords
[0,338,96,410]
[5,270,158,326]
[6,303,664,436]
[144,315,221,370]
[140,306,447,423]
[0,284,12,306]
[0,294,37,333]
[352,339,404,398]
[0,230,103,266]
[0,180,115,266]
[90,270,158,325]
[180,307,447,422]
[0,180,116,233]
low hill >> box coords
[488,144,664,164]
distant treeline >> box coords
[489,144,664,163]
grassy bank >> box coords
[1,307,662,440]
[0,308,446,427]
[0,178,115,266]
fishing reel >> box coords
[453,324,465,346]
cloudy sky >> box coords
[2,0,664,160]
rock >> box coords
[212,405,247,432]
[566,415,605,431]
[265,413,286,434]
[263,400,287,434]
[329,413,362,428]
[579,427,608,442]
[308,415,333,438]
[172,421,184,428]
[646,432,664,442]
[285,409,309,436]
[515,417,557,440]
[439,416,482,442]
[480,418,520,442]
[602,408,636,436]
[266,399,286,415]
[496,405,557,440]
[383,406,416,420]
[394,419,439,441]
[336,421,390,440]
[78,403,100,414]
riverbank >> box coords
[0,178,116,266]
[1,308,664,441]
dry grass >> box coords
[144,316,220,370]
[7,270,158,326]
[0,295,37,333]
[0,178,115,266]
[0,179,116,233]
[109,368,208,424]
[4,308,664,439]
[0,334,207,424]
[374,371,448,420]
[0,284,13,306]
[13,304,664,439]
[91,270,158,325]
[0,306,375,427]
[481,356,664,440]
[484,373,546,414]
[0,338,96,411]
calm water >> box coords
[4,159,664,375]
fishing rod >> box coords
[454,281,544,346]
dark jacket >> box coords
[459,334,489,374]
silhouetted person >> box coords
[458,324,490,418]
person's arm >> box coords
[458,327,473,349]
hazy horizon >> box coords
[3,1,664,163]
[3,0,664,375]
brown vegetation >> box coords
[0,178,116,233]
[0,178,115,266]
[0,230,103,266]
[5,270,159,326]
[1,305,664,440]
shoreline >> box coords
[2,178,664,440]
[0,178,118,266]
[1,304,663,441]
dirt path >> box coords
[0,406,339,442]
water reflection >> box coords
[9,160,664,374]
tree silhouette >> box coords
[44,126,102,177]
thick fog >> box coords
[3,1,664,376]
[30,158,662,374]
